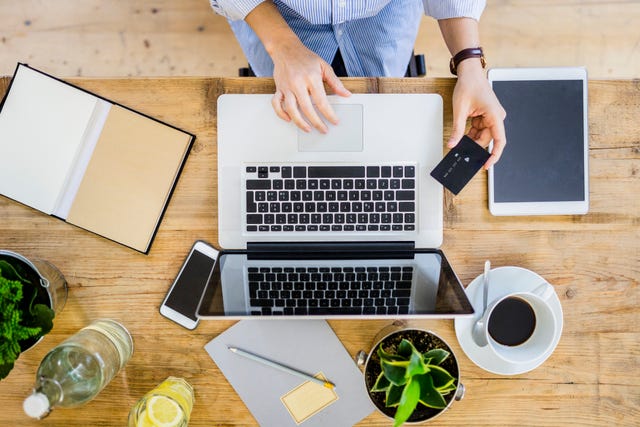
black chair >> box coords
[238,53,426,77]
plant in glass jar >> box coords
[0,259,55,380]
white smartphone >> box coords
[159,240,219,329]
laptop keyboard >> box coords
[247,266,413,316]
[244,165,416,233]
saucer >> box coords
[454,266,563,375]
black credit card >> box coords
[430,135,490,195]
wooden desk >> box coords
[0,76,638,426]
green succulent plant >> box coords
[371,338,457,427]
[0,259,54,380]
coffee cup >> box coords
[480,283,557,365]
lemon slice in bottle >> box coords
[145,395,184,427]
[135,409,155,427]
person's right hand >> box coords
[270,42,351,133]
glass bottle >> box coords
[23,319,133,419]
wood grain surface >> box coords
[0,76,638,426]
[1,1,639,79]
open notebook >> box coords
[0,63,194,253]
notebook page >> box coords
[53,98,112,219]
[0,65,97,214]
[65,105,192,252]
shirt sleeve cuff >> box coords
[423,0,486,21]
[210,0,266,21]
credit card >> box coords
[430,135,490,195]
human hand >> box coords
[447,61,506,169]
[270,41,351,133]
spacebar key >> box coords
[308,307,363,315]
[308,166,365,178]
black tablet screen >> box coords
[492,79,585,202]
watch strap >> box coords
[449,47,486,75]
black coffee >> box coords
[488,297,536,346]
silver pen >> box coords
[228,346,335,389]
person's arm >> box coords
[438,17,506,169]
[244,1,351,133]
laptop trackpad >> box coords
[297,104,363,152]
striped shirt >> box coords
[210,0,486,77]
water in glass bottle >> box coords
[23,319,133,419]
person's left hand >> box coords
[447,61,506,169]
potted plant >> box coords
[0,250,66,380]
[359,324,464,426]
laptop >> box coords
[198,94,474,319]
[217,94,443,248]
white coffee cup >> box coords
[481,283,557,365]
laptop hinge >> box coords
[246,241,415,260]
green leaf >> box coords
[428,365,456,390]
[406,347,428,378]
[397,339,416,359]
[0,261,19,282]
[436,382,458,395]
[415,374,447,409]
[28,304,54,335]
[381,359,409,386]
[423,348,449,366]
[386,384,404,407]
[393,379,420,427]
[371,372,391,392]
[378,343,406,362]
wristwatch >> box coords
[449,47,486,75]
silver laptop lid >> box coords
[217,94,443,249]
[197,243,474,320]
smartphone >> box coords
[159,240,219,329]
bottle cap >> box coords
[23,392,51,419]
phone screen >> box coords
[164,250,216,321]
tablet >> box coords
[488,67,589,215]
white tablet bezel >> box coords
[488,67,589,216]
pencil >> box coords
[227,346,336,389]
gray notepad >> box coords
[204,320,374,426]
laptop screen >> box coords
[196,247,473,319]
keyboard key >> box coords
[246,166,257,173]
[308,166,365,178]
[250,299,273,307]
[281,166,292,178]
[393,166,404,177]
[401,179,415,189]
[246,180,271,190]
[247,214,262,224]
[246,193,257,212]
[367,166,380,177]
[396,190,415,201]
[399,202,415,212]
[293,167,306,178]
